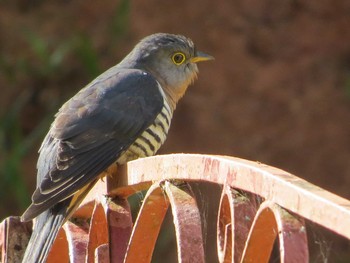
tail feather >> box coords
[22,199,70,263]
[22,181,97,263]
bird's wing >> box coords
[22,68,163,221]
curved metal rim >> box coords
[122,153,350,239]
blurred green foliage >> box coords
[0,92,51,211]
[0,96,29,209]
[74,35,101,77]
[0,0,130,218]
[24,30,73,78]
[111,0,130,41]
[0,30,77,215]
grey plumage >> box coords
[21,33,213,263]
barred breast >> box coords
[117,98,173,164]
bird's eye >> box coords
[171,52,186,65]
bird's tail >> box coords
[22,199,69,263]
[22,181,98,263]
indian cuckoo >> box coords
[21,33,213,263]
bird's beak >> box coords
[190,51,214,63]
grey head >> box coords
[119,33,214,109]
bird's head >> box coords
[120,33,214,109]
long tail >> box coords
[22,180,97,263]
[22,199,70,263]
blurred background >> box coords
[1,0,350,261]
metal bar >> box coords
[274,204,309,263]
[86,203,108,263]
[63,219,90,263]
[126,154,350,239]
[106,197,132,263]
[240,201,308,263]
[240,202,278,263]
[124,183,169,263]
[0,216,31,263]
[47,228,69,263]
[95,244,109,263]
[5,154,350,262]
[163,181,205,263]
[217,189,233,263]
[217,186,257,263]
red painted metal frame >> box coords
[1,154,350,262]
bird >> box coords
[20,33,213,263]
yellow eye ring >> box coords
[171,52,186,65]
